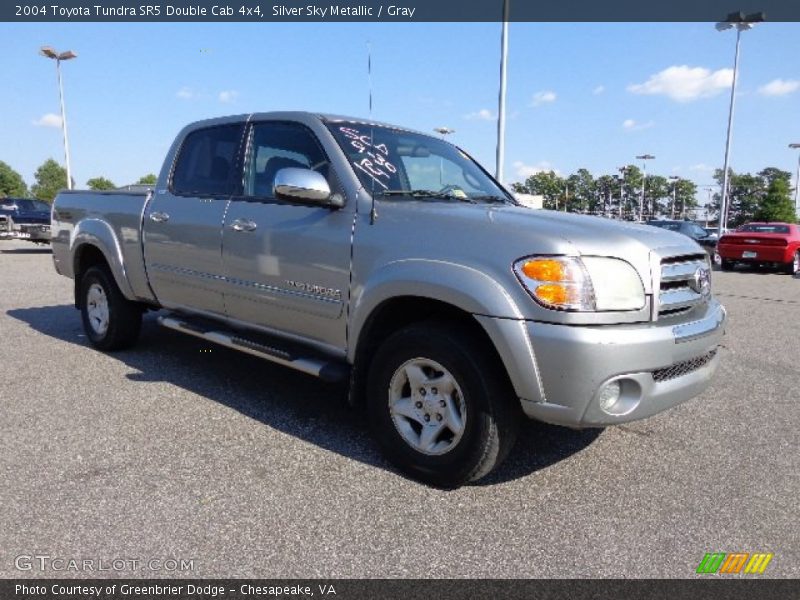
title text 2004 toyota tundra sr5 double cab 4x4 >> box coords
[52,113,726,486]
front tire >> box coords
[367,322,520,488]
[80,266,142,351]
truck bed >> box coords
[51,189,156,303]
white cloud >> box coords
[690,163,715,173]
[593,85,605,95]
[758,79,800,97]
[622,119,654,132]
[531,90,557,107]
[176,86,195,100]
[513,160,559,178]
[464,108,496,121]
[32,113,62,128]
[628,65,732,102]
[218,90,239,103]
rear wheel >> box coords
[785,250,800,276]
[367,321,520,488]
[80,266,142,350]
[720,258,734,272]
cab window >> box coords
[171,124,244,196]
[243,122,329,199]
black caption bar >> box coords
[3,579,799,600]
[3,0,800,22]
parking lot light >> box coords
[636,154,655,221]
[790,143,800,218]
[715,12,764,239]
[40,46,77,190]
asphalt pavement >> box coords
[0,239,797,578]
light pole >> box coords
[495,0,509,183]
[790,143,800,218]
[636,154,655,222]
[669,176,680,219]
[716,11,764,237]
[40,46,77,190]
[617,166,628,219]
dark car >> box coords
[0,198,52,243]
[647,220,717,255]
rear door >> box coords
[221,120,354,351]
[143,122,245,316]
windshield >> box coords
[326,122,513,204]
[739,224,790,234]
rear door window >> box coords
[171,124,244,196]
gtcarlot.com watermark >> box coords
[14,554,195,573]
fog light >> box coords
[598,381,622,413]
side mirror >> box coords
[273,167,343,208]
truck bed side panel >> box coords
[52,190,156,303]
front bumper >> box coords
[491,299,726,428]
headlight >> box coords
[514,256,645,312]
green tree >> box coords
[136,173,157,185]
[0,161,28,197]
[31,159,68,201]
[512,171,565,210]
[86,176,116,191]
[673,179,698,219]
[567,168,595,213]
[713,168,764,227]
[754,178,796,223]
[645,175,669,218]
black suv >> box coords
[0,198,52,243]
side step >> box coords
[158,315,350,383]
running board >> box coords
[158,316,349,383]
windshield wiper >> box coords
[469,195,510,204]
[379,190,477,203]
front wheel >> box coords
[80,266,142,351]
[366,322,519,488]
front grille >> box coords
[657,254,709,318]
[652,349,717,382]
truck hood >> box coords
[376,201,705,295]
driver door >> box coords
[220,120,354,351]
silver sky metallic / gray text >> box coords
[272,5,416,18]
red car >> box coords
[717,222,800,275]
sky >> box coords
[1,21,799,200]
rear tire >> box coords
[785,250,800,276]
[366,321,520,488]
[720,258,734,272]
[80,266,142,351]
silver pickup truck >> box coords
[52,112,726,486]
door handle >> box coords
[231,218,257,232]
[149,211,170,223]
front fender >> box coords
[71,218,137,301]
[348,258,524,361]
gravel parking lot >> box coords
[1,239,798,578]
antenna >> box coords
[367,40,373,118]
[367,40,377,223]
